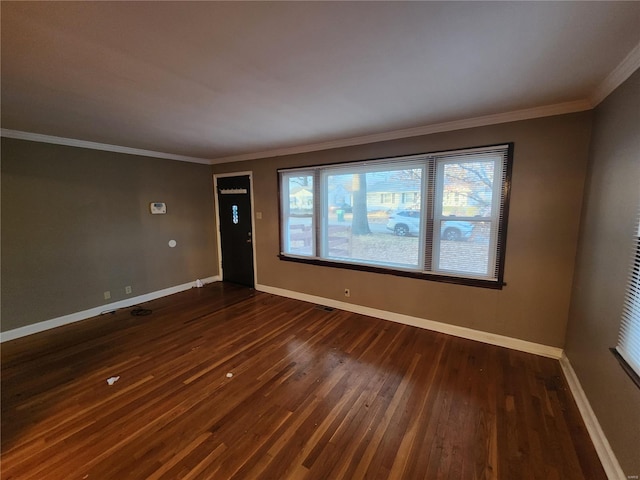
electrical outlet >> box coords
[125,286,132,295]
[104,291,111,300]
[344,288,350,297]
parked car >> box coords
[387,210,420,236]
[386,210,474,241]
[441,220,475,241]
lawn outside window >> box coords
[278,143,513,288]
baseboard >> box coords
[559,353,625,480]
[255,284,563,359]
[0,276,221,343]
[3,279,620,477]
[255,284,626,475]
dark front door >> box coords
[216,175,255,287]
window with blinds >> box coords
[614,211,640,386]
[278,143,513,289]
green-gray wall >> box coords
[1,138,218,332]
[565,70,640,475]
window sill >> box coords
[610,348,640,390]
[278,254,506,290]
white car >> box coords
[387,210,475,240]
[386,210,420,236]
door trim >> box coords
[213,171,257,287]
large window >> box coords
[614,209,640,387]
[278,144,513,288]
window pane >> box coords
[283,174,314,256]
[441,160,494,217]
[438,220,492,275]
[325,167,423,268]
[232,205,239,224]
[435,156,500,278]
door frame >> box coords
[213,171,258,287]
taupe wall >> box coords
[565,70,640,475]
[1,138,218,332]
[212,112,592,348]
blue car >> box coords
[387,211,474,241]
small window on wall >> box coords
[613,208,640,388]
[278,143,513,289]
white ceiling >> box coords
[1,1,639,164]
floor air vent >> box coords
[314,305,335,312]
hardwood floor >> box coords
[1,282,605,479]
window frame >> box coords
[432,155,503,277]
[277,143,513,289]
[280,171,316,256]
[612,210,640,389]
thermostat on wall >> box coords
[150,202,167,214]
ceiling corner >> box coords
[590,41,640,107]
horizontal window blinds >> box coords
[616,209,640,380]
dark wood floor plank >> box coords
[1,282,606,479]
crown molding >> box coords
[0,129,212,165]
[209,99,592,165]
[2,98,592,167]
[2,41,637,166]
[590,40,640,107]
